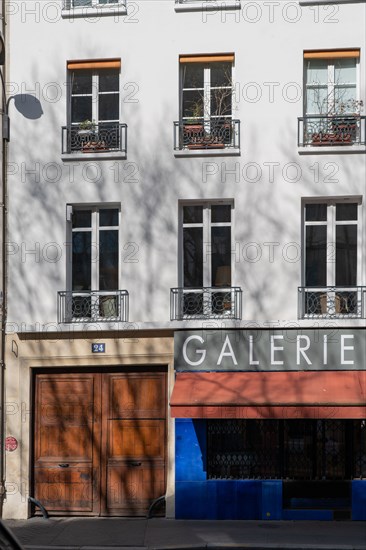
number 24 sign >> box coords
[92,343,106,353]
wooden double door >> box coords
[34,370,166,516]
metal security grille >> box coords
[207,420,366,480]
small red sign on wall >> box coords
[5,436,18,452]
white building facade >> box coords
[2,0,366,520]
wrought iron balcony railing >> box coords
[174,119,240,151]
[298,115,366,147]
[63,0,126,9]
[298,287,366,319]
[62,123,127,154]
[170,287,242,320]
[58,290,129,323]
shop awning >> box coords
[170,371,366,419]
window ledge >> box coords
[61,5,127,18]
[174,1,241,11]
[61,151,127,161]
[299,0,361,4]
[298,145,366,155]
[174,148,240,157]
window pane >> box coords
[183,205,203,224]
[72,0,92,7]
[182,90,203,119]
[306,86,328,115]
[72,210,92,228]
[334,86,356,110]
[100,209,119,226]
[183,227,203,287]
[212,205,231,223]
[98,93,119,121]
[334,58,357,85]
[336,225,357,286]
[71,97,92,123]
[72,232,91,290]
[182,64,204,89]
[306,226,327,286]
[99,71,119,92]
[211,62,231,87]
[211,226,231,287]
[306,60,328,85]
[211,89,231,118]
[99,230,119,290]
[71,72,92,94]
[336,203,358,221]
[305,204,327,222]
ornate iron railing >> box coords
[170,286,242,320]
[58,290,129,323]
[298,115,366,147]
[207,419,366,480]
[62,123,127,154]
[174,119,240,150]
[63,0,125,9]
[298,287,366,319]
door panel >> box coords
[34,370,167,516]
[102,373,166,516]
[34,374,101,514]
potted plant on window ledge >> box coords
[78,119,96,137]
[77,120,107,153]
[310,99,363,147]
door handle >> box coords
[58,463,70,468]
[128,461,142,467]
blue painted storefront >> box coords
[175,419,366,521]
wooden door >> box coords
[34,373,101,514]
[101,373,166,516]
[34,370,166,516]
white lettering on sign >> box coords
[270,335,284,365]
[249,335,259,366]
[297,335,312,365]
[183,335,206,366]
[341,335,354,365]
[217,335,238,366]
[323,335,328,365]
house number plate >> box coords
[92,343,106,353]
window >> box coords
[58,206,129,323]
[62,59,127,155]
[175,54,240,151]
[170,202,242,319]
[207,419,366,480]
[302,50,363,146]
[301,199,363,317]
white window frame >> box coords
[67,204,121,293]
[180,62,233,126]
[304,55,360,116]
[179,200,234,288]
[302,197,362,289]
[68,70,120,128]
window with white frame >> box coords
[302,199,362,317]
[66,59,121,152]
[305,51,359,116]
[177,54,237,150]
[70,63,120,128]
[69,206,120,319]
[181,55,233,125]
[303,50,363,146]
[176,202,239,318]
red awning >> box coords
[170,371,366,419]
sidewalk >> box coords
[3,517,366,550]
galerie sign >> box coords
[174,329,366,372]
